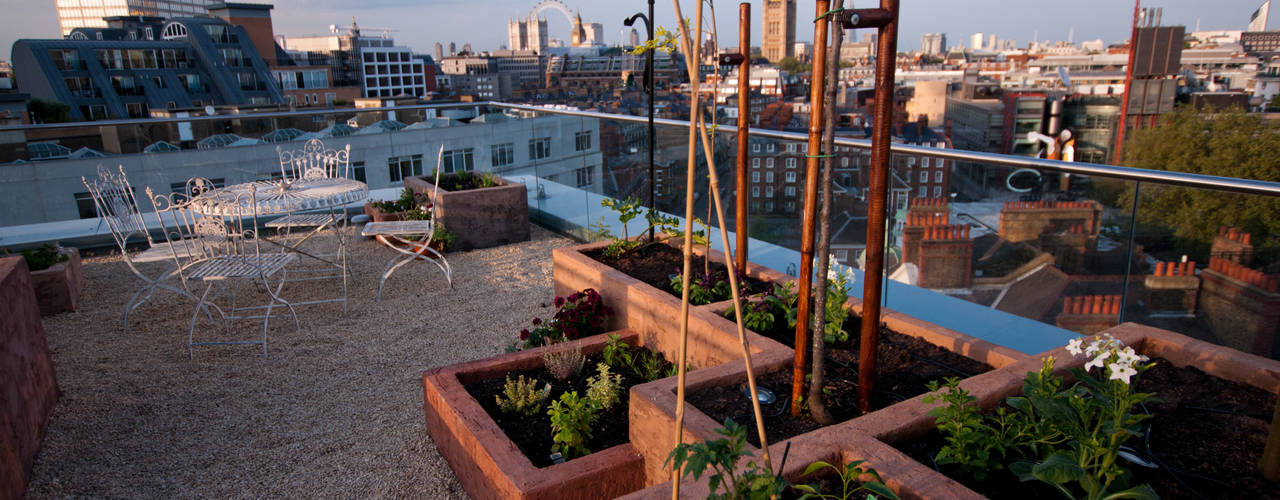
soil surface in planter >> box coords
[893,359,1280,500]
[465,351,672,468]
[688,321,992,447]
[585,243,769,300]
[435,176,500,191]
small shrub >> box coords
[666,418,786,499]
[517,288,614,350]
[494,375,550,416]
[585,363,623,410]
[669,271,731,306]
[548,391,599,459]
[793,459,899,500]
[13,244,69,272]
[477,172,499,188]
[542,344,585,381]
[432,224,455,250]
[601,334,634,372]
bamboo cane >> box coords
[668,0,703,497]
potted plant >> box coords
[362,187,417,222]
[7,244,84,315]
[405,171,529,251]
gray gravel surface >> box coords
[25,223,574,498]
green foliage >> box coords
[28,98,72,124]
[665,419,787,500]
[1121,106,1280,265]
[776,56,812,75]
[627,25,680,55]
[494,375,550,416]
[670,271,732,306]
[793,460,900,500]
[13,244,69,272]
[602,334,634,371]
[477,172,499,188]
[922,378,1007,480]
[431,224,455,250]
[585,362,623,410]
[372,187,419,213]
[547,391,600,459]
[597,197,705,257]
[821,262,855,343]
[600,333,673,382]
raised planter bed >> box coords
[28,246,84,316]
[0,257,60,499]
[552,238,792,370]
[423,330,654,500]
[362,202,404,222]
[405,173,529,251]
[843,322,1280,500]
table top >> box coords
[189,178,369,216]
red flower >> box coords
[520,329,529,340]
[568,292,581,302]
[554,296,565,307]
[532,317,542,325]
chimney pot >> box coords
[1155,262,1165,276]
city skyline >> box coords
[3,0,1272,61]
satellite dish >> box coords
[204,105,216,116]
[1006,168,1042,193]
[1057,66,1072,88]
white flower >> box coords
[1066,338,1084,356]
[1084,339,1104,357]
[1114,347,1147,367]
[1085,351,1109,372]
[1108,363,1138,384]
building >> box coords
[11,14,285,121]
[545,53,678,94]
[279,21,429,99]
[433,42,443,61]
[508,14,548,53]
[762,0,796,62]
[921,33,947,56]
[55,0,213,36]
[970,32,985,50]
[1242,31,1280,56]
[628,28,640,48]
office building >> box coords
[279,22,429,99]
[762,0,796,62]
[55,0,213,36]
[921,33,947,55]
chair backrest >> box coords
[427,144,444,218]
[81,165,151,251]
[151,183,268,273]
[145,186,228,270]
[277,138,350,181]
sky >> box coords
[1,0,1272,60]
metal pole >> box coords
[857,0,899,413]
[793,0,831,416]
[735,1,751,270]
[1118,181,1141,323]
[1114,0,1141,164]
[647,0,657,237]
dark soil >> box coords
[687,320,993,448]
[893,359,1280,500]
[586,242,769,300]
[436,174,499,192]
[464,351,671,468]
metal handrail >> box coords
[4,100,1278,197]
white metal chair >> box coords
[178,184,298,358]
[267,138,353,311]
[361,146,453,301]
[81,165,198,327]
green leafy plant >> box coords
[585,362,623,410]
[494,375,551,416]
[793,460,900,500]
[627,25,680,55]
[431,225,455,251]
[600,333,673,382]
[820,256,855,343]
[666,419,787,500]
[14,244,69,272]
[477,172,499,188]
[925,334,1158,500]
[596,197,702,258]
[602,334,634,371]
[548,390,600,459]
[371,187,419,213]
[669,271,732,305]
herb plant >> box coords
[371,187,419,213]
[541,343,585,381]
[666,419,787,500]
[820,258,856,343]
[494,375,551,416]
[15,244,69,272]
[669,271,732,305]
[793,459,900,500]
[596,197,701,258]
[585,363,623,410]
[548,391,599,459]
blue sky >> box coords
[3,0,1272,60]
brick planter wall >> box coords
[405,174,529,251]
[0,257,60,500]
[421,331,646,500]
[28,247,84,316]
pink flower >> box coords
[532,317,542,325]
[520,329,529,340]
[568,292,581,302]
[554,296,565,307]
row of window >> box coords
[362,51,413,63]
[275,70,328,90]
[93,48,190,71]
[363,64,423,75]
[364,76,425,88]
[750,185,798,198]
[749,171,799,184]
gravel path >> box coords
[25,224,575,498]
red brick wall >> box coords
[1199,258,1280,356]
[1210,226,1253,266]
[1055,294,1121,335]
[998,200,1100,243]
[0,257,60,499]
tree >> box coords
[28,99,72,124]
[776,56,811,75]
[1121,106,1280,265]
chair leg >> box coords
[189,283,215,360]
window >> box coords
[49,49,80,70]
[935,170,943,183]
[785,201,795,212]
[576,166,594,187]
[752,186,759,197]
[752,143,760,152]
[919,186,928,197]
[922,157,930,168]
[388,154,423,182]
[786,143,796,153]
[351,161,366,183]
[785,158,797,168]
[442,148,474,173]
[765,201,774,212]
[907,157,916,167]
[575,131,592,151]
[765,186,773,197]
[835,249,848,261]
[751,171,760,182]
[529,137,551,160]
[767,158,774,168]
[920,171,929,183]
[491,142,515,167]
[787,171,799,183]
[933,186,942,197]
[785,186,796,197]
[74,192,98,219]
[766,172,774,183]
[752,158,760,168]
[841,157,849,167]
[801,143,808,153]
[126,102,147,118]
[767,144,775,152]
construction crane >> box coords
[328,20,399,39]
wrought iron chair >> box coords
[361,146,453,301]
[177,183,298,358]
[267,138,354,311]
[81,165,198,327]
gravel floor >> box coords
[24,223,575,498]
